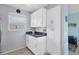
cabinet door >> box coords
[37,37,46,55]
[27,35,32,49]
[26,35,29,47]
[26,35,36,54]
[31,38,37,54]
[28,36,37,54]
[35,8,43,27]
[31,8,46,27]
[26,35,46,55]
[31,13,37,27]
[42,8,46,27]
[29,36,35,52]
[36,8,46,27]
[47,29,57,54]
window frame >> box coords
[8,13,27,31]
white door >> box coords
[47,5,61,54]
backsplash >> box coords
[29,27,47,33]
[36,27,46,32]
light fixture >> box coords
[16,9,21,14]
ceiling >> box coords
[8,4,48,12]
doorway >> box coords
[67,4,79,55]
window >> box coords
[8,13,26,31]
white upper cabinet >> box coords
[31,8,46,27]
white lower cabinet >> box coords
[26,35,46,55]
[36,37,46,55]
[26,35,30,47]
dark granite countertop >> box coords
[26,31,47,38]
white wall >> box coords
[0,5,30,53]
[68,4,79,14]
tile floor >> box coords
[69,47,79,55]
[4,48,33,55]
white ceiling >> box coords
[8,4,48,12]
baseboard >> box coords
[44,50,51,55]
[44,52,51,55]
[1,47,26,55]
[26,47,35,55]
